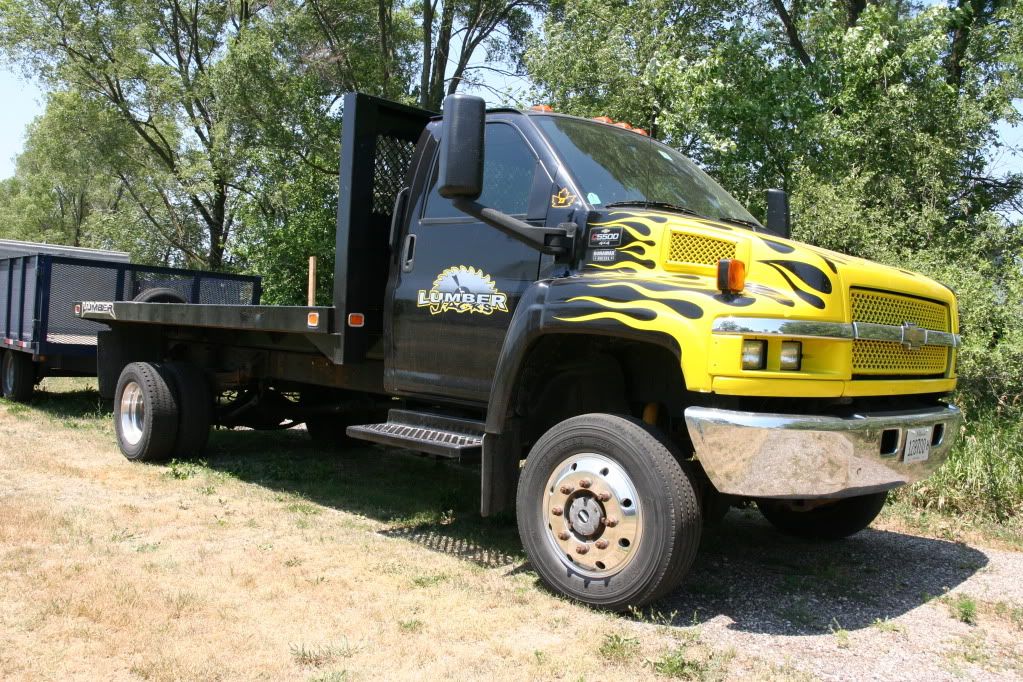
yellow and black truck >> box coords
[78,93,962,609]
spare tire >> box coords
[133,287,186,303]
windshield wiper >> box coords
[604,201,709,219]
[716,215,763,232]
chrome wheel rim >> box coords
[542,453,643,578]
[119,381,145,446]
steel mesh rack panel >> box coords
[42,257,260,353]
[45,261,120,346]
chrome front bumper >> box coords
[684,404,962,499]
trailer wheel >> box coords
[133,287,186,303]
[165,362,212,458]
[516,414,701,610]
[757,492,888,540]
[114,362,179,462]
[1,350,36,402]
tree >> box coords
[527,0,1023,406]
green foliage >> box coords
[897,410,1023,520]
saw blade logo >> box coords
[417,266,510,315]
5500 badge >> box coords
[417,266,509,315]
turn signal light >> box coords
[716,258,746,294]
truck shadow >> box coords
[202,428,525,568]
[199,428,988,636]
[646,510,989,636]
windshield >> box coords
[534,116,759,226]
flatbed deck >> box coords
[78,302,331,335]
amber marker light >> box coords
[531,104,553,112]
[348,313,365,328]
[716,258,746,294]
[592,116,614,124]
[307,312,320,328]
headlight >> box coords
[741,339,766,370]
[780,341,803,371]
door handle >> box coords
[401,233,416,273]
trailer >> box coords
[1,246,261,400]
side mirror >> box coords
[438,93,485,199]
[766,188,791,239]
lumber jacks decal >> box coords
[417,265,509,315]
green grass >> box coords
[598,633,640,664]
[895,410,1023,522]
[946,593,978,625]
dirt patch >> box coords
[1,380,1021,680]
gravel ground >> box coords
[641,509,1023,680]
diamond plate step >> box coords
[346,409,484,459]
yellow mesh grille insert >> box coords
[667,232,735,266]
[850,289,950,375]
[850,289,949,331]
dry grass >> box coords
[0,379,737,681]
[3,378,1022,681]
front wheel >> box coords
[757,492,888,540]
[516,414,701,610]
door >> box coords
[388,121,548,402]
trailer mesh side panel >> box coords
[46,262,119,345]
[372,135,417,215]
[9,260,24,340]
[120,270,258,305]
[199,278,257,304]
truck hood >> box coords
[581,208,957,323]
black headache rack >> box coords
[75,93,435,366]
[2,253,261,358]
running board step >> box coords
[346,409,484,459]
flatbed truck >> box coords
[78,93,963,609]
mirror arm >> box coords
[453,199,575,256]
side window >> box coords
[423,123,537,219]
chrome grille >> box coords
[850,289,951,376]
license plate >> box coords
[903,427,931,463]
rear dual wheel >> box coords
[114,361,212,462]
[517,414,701,610]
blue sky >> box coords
[0,64,1020,180]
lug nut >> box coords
[575,545,589,555]
[579,478,593,489]
[558,531,570,541]
[595,539,609,550]
[604,517,619,528]
[597,491,611,502]
[560,485,574,495]
[551,506,563,516]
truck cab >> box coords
[79,93,962,610]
